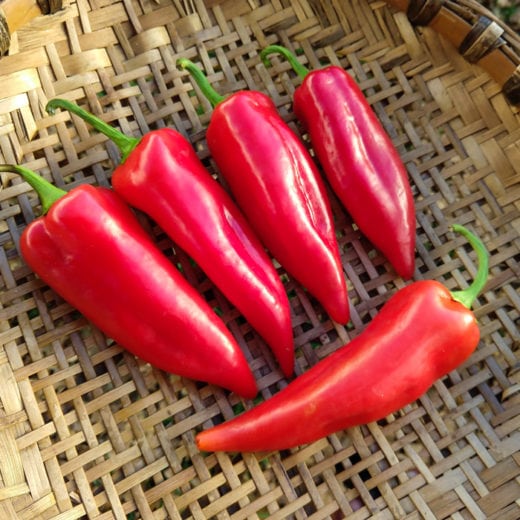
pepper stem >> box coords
[0,164,66,214]
[260,45,310,79]
[45,98,140,161]
[176,58,225,108]
[450,224,489,309]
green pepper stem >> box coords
[45,98,140,161]
[450,224,489,309]
[0,164,66,214]
[176,58,224,108]
[260,45,309,79]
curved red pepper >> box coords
[3,164,257,398]
[177,59,350,324]
[45,100,294,377]
[261,45,416,280]
[196,225,488,451]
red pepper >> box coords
[196,224,488,451]
[45,100,294,377]
[261,45,416,280]
[177,59,350,325]
[3,164,257,398]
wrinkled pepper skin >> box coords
[45,99,294,377]
[20,183,258,398]
[196,280,480,452]
[201,88,349,324]
[110,130,295,377]
[262,47,415,279]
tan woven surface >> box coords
[0,0,519,518]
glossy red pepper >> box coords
[3,164,257,398]
[261,45,416,280]
[45,99,294,377]
[196,225,488,451]
[177,59,350,325]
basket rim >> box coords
[384,0,520,104]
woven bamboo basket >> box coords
[0,0,519,518]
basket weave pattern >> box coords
[0,0,519,518]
